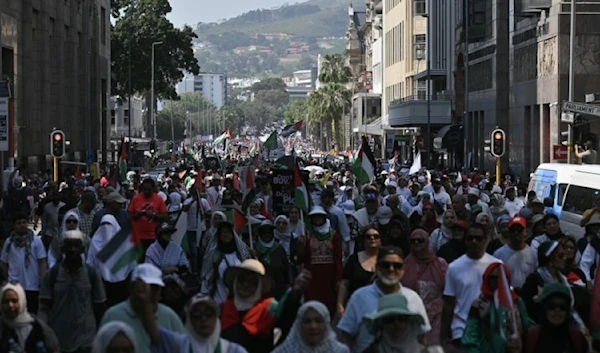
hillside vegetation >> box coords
[192,0,363,77]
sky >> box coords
[167,0,294,27]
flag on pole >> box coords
[195,169,204,194]
[263,131,278,151]
[280,120,303,137]
[293,166,309,213]
[494,264,519,340]
[118,137,128,182]
[212,129,231,145]
[409,152,422,175]
[352,137,376,184]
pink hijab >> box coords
[402,228,446,290]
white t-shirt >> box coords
[1,235,47,291]
[444,253,502,339]
[505,198,525,217]
[493,244,537,289]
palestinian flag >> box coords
[352,137,376,184]
[294,166,309,213]
[495,264,518,340]
[280,121,303,138]
[96,219,141,273]
[263,131,278,151]
[212,129,231,146]
[118,137,128,182]
[195,169,204,193]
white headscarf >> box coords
[272,301,349,353]
[91,322,138,353]
[233,275,263,311]
[0,283,34,350]
[186,294,223,353]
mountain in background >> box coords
[192,0,365,78]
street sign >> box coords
[562,101,600,117]
[553,145,568,160]
[561,112,574,124]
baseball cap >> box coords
[131,263,165,287]
[508,216,526,229]
[104,192,127,204]
[377,245,404,262]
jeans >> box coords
[186,231,198,273]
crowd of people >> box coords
[2,161,600,353]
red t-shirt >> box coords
[128,193,167,240]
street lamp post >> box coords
[567,0,576,163]
[151,41,163,140]
[425,0,432,169]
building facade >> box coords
[177,73,228,109]
[0,0,110,170]
[110,97,145,139]
[455,0,600,177]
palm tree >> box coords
[314,54,352,149]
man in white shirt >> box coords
[442,223,501,350]
[338,246,430,353]
[504,186,525,217]
[493,216,537,289]
[1,213,47,314]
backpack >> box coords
[525,325,584,353]
[48,263,98,296]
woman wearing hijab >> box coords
[429,210,457,253]
[201,222,250,304]
[461,262,535,353]
[419,201,440,234]
[91,322,138,353]
[254,220,290,299]
[272,301,349,353]
[48,210,84,268]
[220,259,310,353]
[362,293,436,353]
[401,228,447,345]
[273,215,297,264]
[297,206,343,315]
[0,283,59,353]
[185,294,247,353]
[202,211,227,255]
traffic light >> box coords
[491,128,506,157]
[168,141,173,153]
[150,140,156,154]
[50,130,65,158]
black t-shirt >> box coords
[342,253,375,297]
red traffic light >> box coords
[494,132,503,140]
[53,133,63,141]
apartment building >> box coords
[177,73,228,109]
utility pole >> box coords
[128,39,132,143]
[567,0,576,163]
[426,0,432,169]
[463,0,470,172]
[151,41,162,140]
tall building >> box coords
[110,97,145,139]
[0,0,111,170]
[177,73,227,109]
[455,0,600,176]
[383,0,456,164]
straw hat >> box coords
[223,259,272,295]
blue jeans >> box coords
[186,230,198,273]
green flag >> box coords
[263,131,278,151]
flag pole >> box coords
[247,215,254,250]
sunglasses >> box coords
[510,226,524,233]
[423,208,434,212]
[66,219,78,224]
[382,315,408,324]
[410,238,425,244]
[466,235,486,242]
[189,309,217,320]
[365,233,380,240]
[546,303,569,312]
[378,261,404,271]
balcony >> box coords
[388,94,452,128]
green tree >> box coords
[251,78,287,93]
[283,99,309,125]
[319,54,352,84]
[111,0,200,101]
[157,92,215,140]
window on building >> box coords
[413,34,426,60]
[111,109,116,125]
[414,0,426,15]
[415,79,426,99]
[101,7,107,45]
[124,109,129,124]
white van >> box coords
[528,163,580,217]
[560,165,600,239]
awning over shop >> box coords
[363,116,385,136]
[434,125,463,150]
